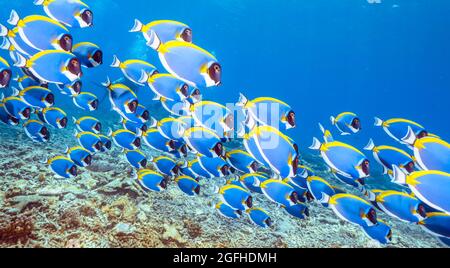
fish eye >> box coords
[59,117,68,128]
[95,141,103,150]
[151,70,159,76]
[70,165,78,176]
[417,131,428,139]
[208,63,222,84]
[84,155,92,165]
[133,137,141,148]
[194,185,200,195]
[221,165,230,176]
[93,50,103,65]
[290,192,299,204]
[265,218,273,227]
[245,196,253,208]
[40,126,48,136]
[181,84,189,96]
[128,100,138,113]
[59,34,73,51]
[181,28,193,43]
[405,161,415,173]
[22,108,31,119]
[160,178,168,189]
[94,122,102,132]
[82,10,93,25]
[68,58,82,76]
[140,159,147,168]
[304,207,310,217]
[141,110,150,121]
[418,204,427,218]
[45,93,55,105]
[0,70,11,86]
[169,140,176,150]
[368,208,377,224]
[140,124,148,132]
[104,140,112,150]
[288,111,296,127]
[214,143,223,157]
[90,99,99,110]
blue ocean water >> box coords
[0,0,449,247]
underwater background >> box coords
[0,0,448,247]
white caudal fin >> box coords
[101,77,111,87]
[8,10,20,26]
[318,123,325,134]
[73,129,79,137]
[402,126,417,146]
[33,0,45,5]
[364,139,375,151]
[13,53,27,68]
[374,117,383,127]
[309,137,322,150]
[391,165,407,185]
[330,116,336,125]
[0,26,8,38]
[236,93,248,107]
[319,193,331,204]
[0,93,4,102]
[110,55,121,68]
[146,30,161,50]
[148,118,157,128]
[40,157,48,164]
[138,70,149,84]
[63,145,70,154]
[11,87,19,96]
[135,128,143,137]
[129,19,143,32]
[107,127,113,137]
[72,116,78,124]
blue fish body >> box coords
[3,97,31,120]
[307,176,336,207]
[226,150,258,173]
[37,0,93,28]
[0,103,20,125]
[284,203,309,219]
[111,129,140,150]
[0,57,12,88]
[73,42,102,68]
[160,98,189,116]
[261,179,297,207]
[98,134,112,152]
[157,117,185,140]
[247,208,271,228]
[73,92,98,111]
[189,159,214,179]
[23,119,50,142]
[74,116,101,133]
[198,156,230,177]
[148,73,190,102]
[376,191,426,223]
[151,156,178,176]
[124,149,147,169]
[361,221,392,244]
[375,118,426,144]
[329,194,378,227]
[40,107,67,129]
[183,127,223,158]
[136,170,166,192]
[143,128,174,153]
[411,137,450,173]
[133,20,191,47]
[122,119,147,133]
[419,212,450,238]
[220,184,252,211]
[158,41,221,88]
[331,112,360,135]
[215,202,242,219]
[176,175,200,196]
[75,131,102,153]
[47,156,77,178]
[111,57,157,86]
[106,83,139,121]
[16,75,44,90]
[66,146,92,167]
[240,173,269,194]
[18,86,54,109]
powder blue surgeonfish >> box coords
[57,80,82,96]
[310,138,370,180]
[44,155,77,179]
[261,179,300,207]
[135,169,167,192]
[247,208,272,228]
[109,128,141,150]
[102,78,139,121]
[73,116,101,134]
[121,118,148,134]
[130,19,192,50]
[175,175,200,196]
[182,126,225,158]
[361,220,392,245]
[73,92,98,111]
[1,10,73,52]
[226,149,259,174]
[158,41,222,88]
[34,0,94,28]
[199,156,230,178]
[2,96,32,120]
[401,128,450,173]
[284,203,310,220]
[364,139,416,177]
[147,73,190,102]
[307,176,336,207]
[75,131,103,153]
[0,56,12,88]
[125,104,151,124]
[219,184,253,211]
[15,75,45,90]
[73,42,103,68]
[326,193,378,227]
[419,212,450,238]
[374,117,428,145]
[370,190,427,223]
[330,168,365,191]
[239,173,270,194]
[0,103,20,125]
[64,146,92,167]
[237,95,296,131]
[124,149,147,169]
[160,98,190,117]
[111,56,158,86]
[149,156,180,177]
[143,128,176,153]
[215,202,242,219]
[38,107,68,129]
[244,126,299,178]
[330,112,361,135]
[15,86,54,109]
[156,117,186,140]
[392,167,450,214]
[23,119,50,142]
[187,158,214,179]
[14,50,82,84]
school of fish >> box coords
[0,0,449,247]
